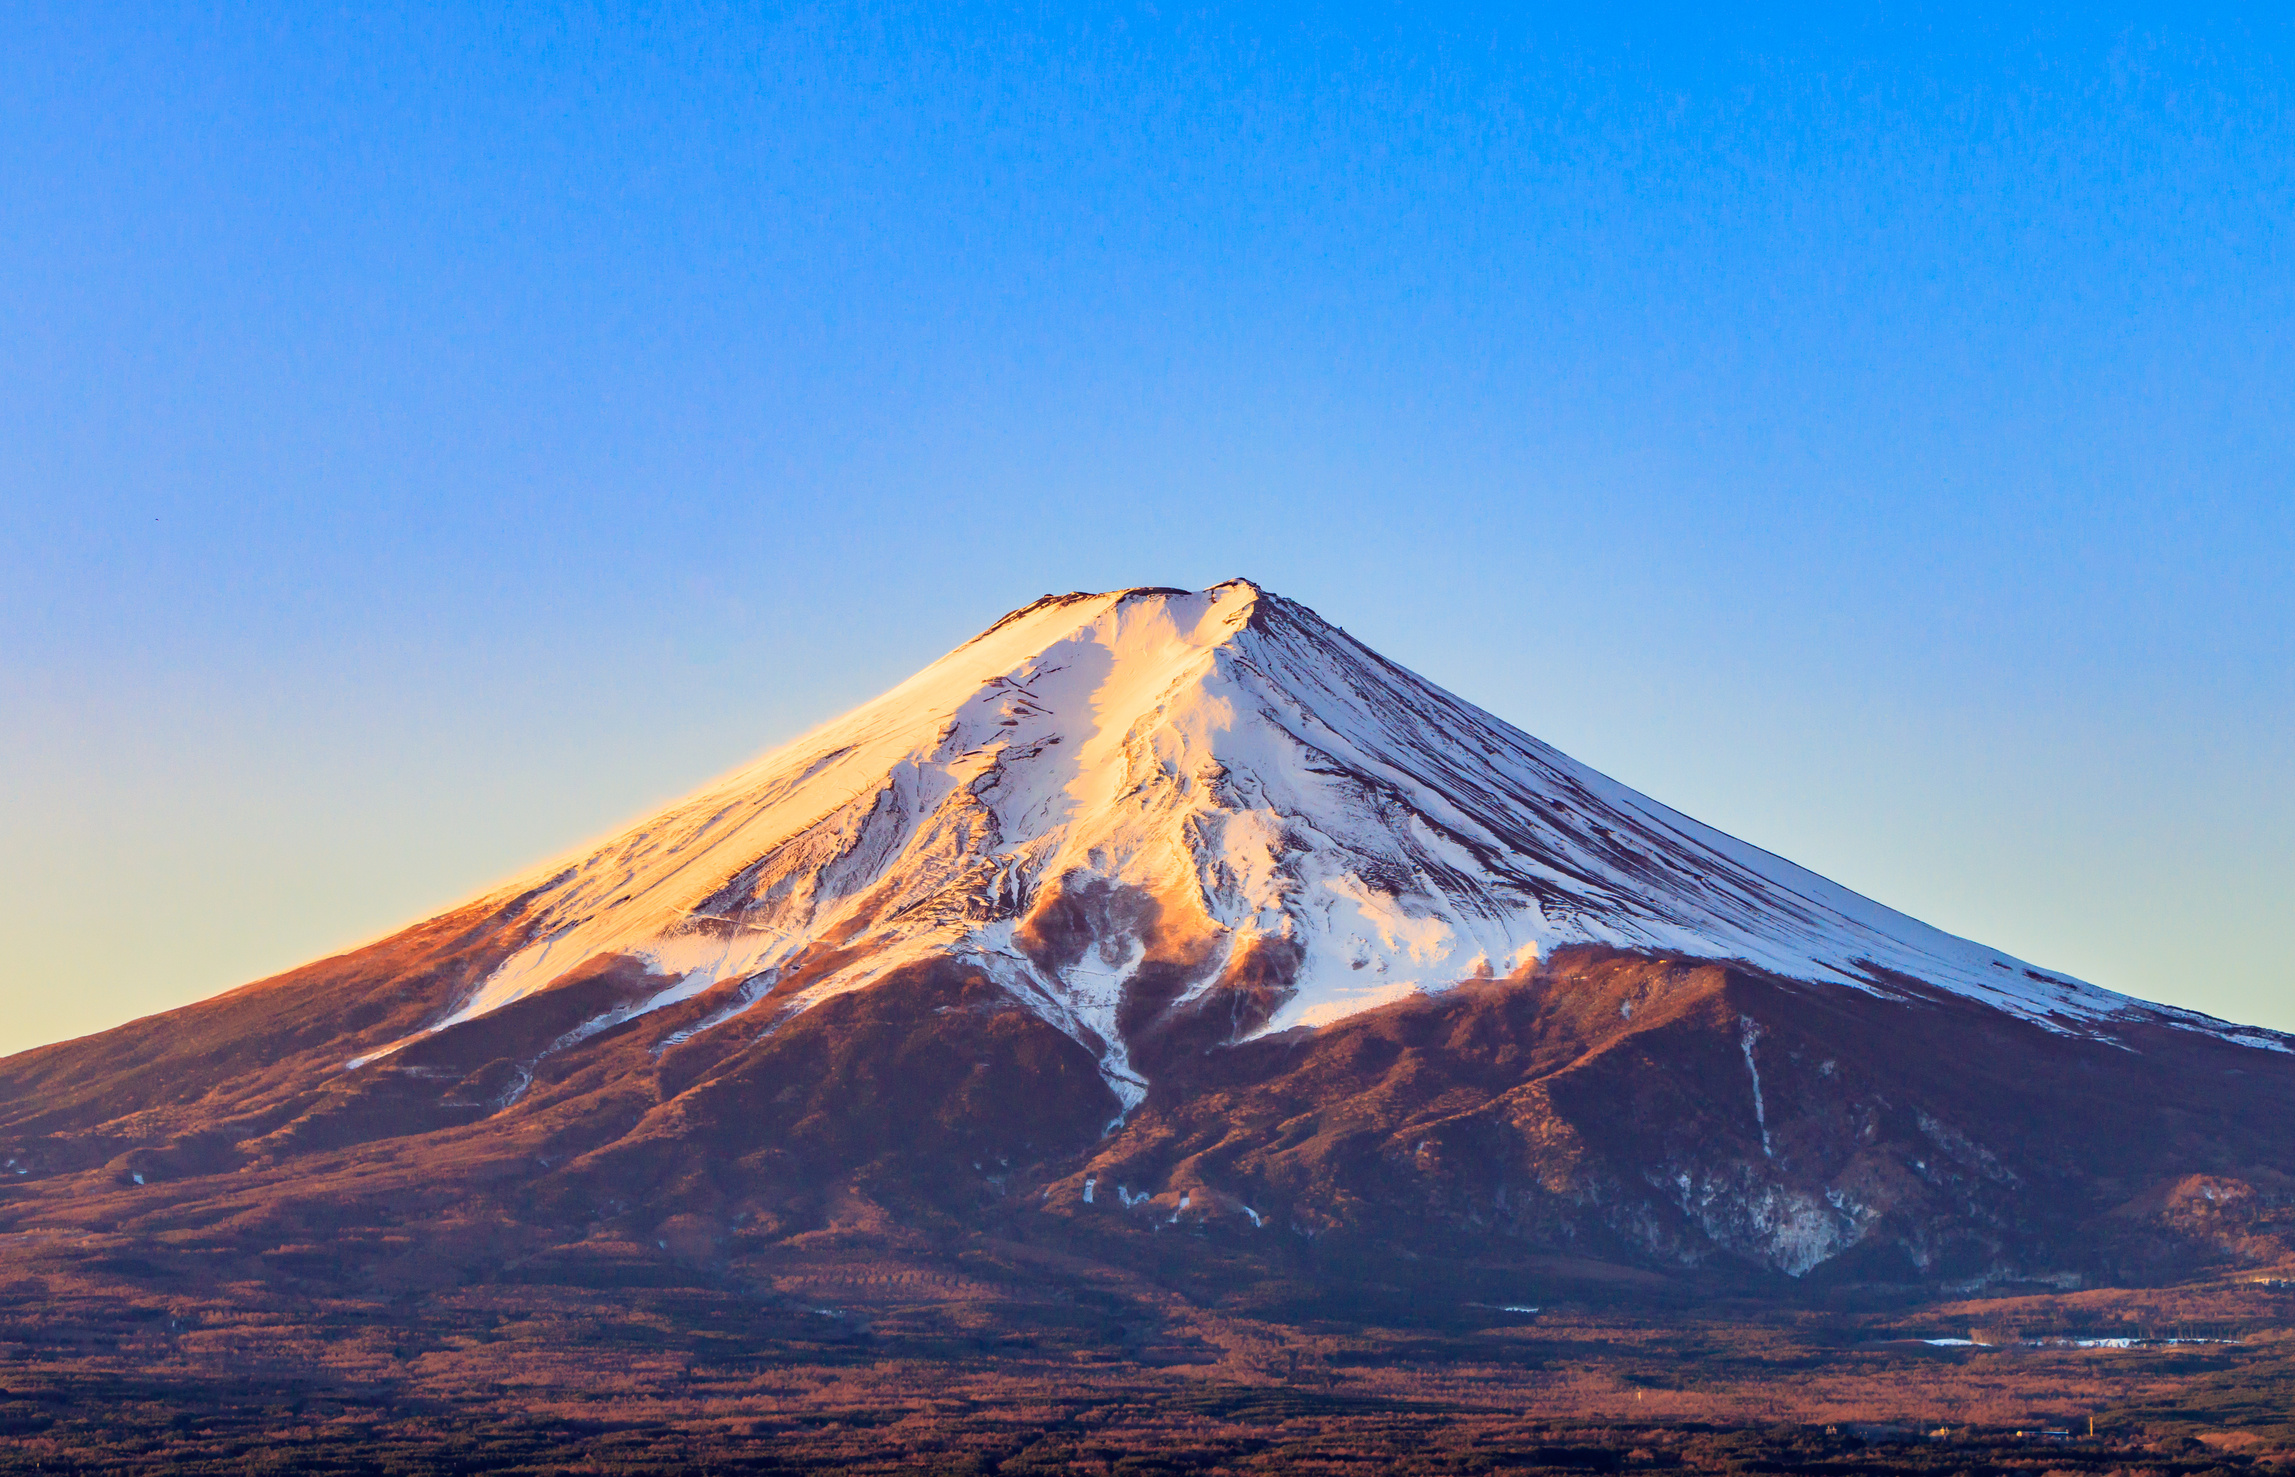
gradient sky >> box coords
[4,4,2290,1057]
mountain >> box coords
[4,580,2291,1295]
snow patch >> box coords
[1740,1016,1773,1159]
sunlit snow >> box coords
[365,580,2283,1101]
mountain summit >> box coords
[405,579,2270,1107]
[5,581,2291,1290]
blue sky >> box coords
[3,4,2289,1054]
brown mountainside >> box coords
[4,921,2291,1301]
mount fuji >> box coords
[368,580,2276,1096]
[4,581,2290,1289]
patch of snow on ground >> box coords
[1740,1016,1773,1159]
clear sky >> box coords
[4,4,2289,1056]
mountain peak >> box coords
[378,581,2280,1098]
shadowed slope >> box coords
[6,938,2294,1294]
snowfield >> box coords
[365,581,2285,1094]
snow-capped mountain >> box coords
[394,579,2273,1108]
[7,580,2291,1291]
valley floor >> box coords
[3,1231,2292,1474]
